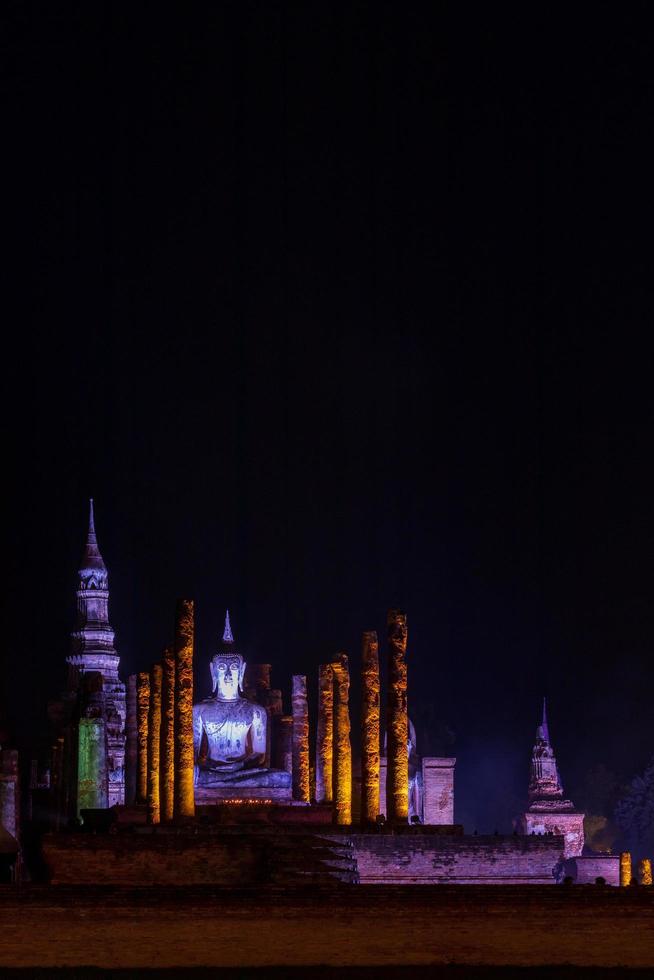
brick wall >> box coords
[567,855,620,886]
[42,832,264,885]
[351,833,563,884]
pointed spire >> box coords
[80,498,106,574]
[541,696,550,743]
[223,609,234,644]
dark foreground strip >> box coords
[0,968,650,979]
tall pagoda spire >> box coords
[540,696,550,744]
[66,501,127,809]
[223,609,234,645]
[70,500,114,654]
[528,699,563,801]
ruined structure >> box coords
[161,645,175,822]
[332,654,352,825]
[48,501,126,822]
[315,664,334,803]
[360,631,380,825]
[291,675,310,802]
[174,599,195,820]
[147,664,162,825]
[386,609,408,823]
[517,699,585,858]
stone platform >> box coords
[39,824,579,888]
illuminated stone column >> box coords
[136,672,150,805]
[316,664,334,803]
[361,630,380,824]
[292,675,310,802]
[332,654,352,825]
[125,674,137,805]
[160,644,175,823]
[386,609,408,823]
[620,851,632,887]
[147,664,162,825]
[638,858,652,885]
[174,598,195,820]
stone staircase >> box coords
[263,833,359,886]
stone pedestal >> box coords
[379,756,456,825]
[422,757,455,825]
[517,805,585,858]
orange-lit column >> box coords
[292,675,310,802]
[620,851,632,886]
[174,598,195,820]
[136,672,150,805]
[332,654,352,825]
[316,664,334,803]
[147,664,162,825]
[638,858,652,885]
[160,644,175,822]
[386,609,408,823]
[125,674,138,805]
[361,630,380,824]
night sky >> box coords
[4,4,653,832]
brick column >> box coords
[125,674,137,805]
[292,675,310,802]
[638,858,652,885]
[160,644,175,822]
[361,630,380,824]
[174,598,195,820]
[386,609,408,823]
[316,664,334,803]
[136,672,150,805]
[332,654,352,825]
[147,664,162,825]
[620,851,632,886]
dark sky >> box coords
[4,3,654,831]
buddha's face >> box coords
[210,654,245,700]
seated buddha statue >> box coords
[193,613,290,790]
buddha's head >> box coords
[210,652,246,701]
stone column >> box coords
[360,630,380,824]
[125,674,137,805]
[147,664,162,825]
[276,715,293,775]
[77,719,108,814]
[316,664,334,803]
[174,598,195,820]
[638,858,652,885]
[620,851,632,887]
[136,672,150,805]
[266,688,283,772]
[332,654,352,825]
[386,609,408,823]
[292,675,310,802]
[160,644,175,823]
